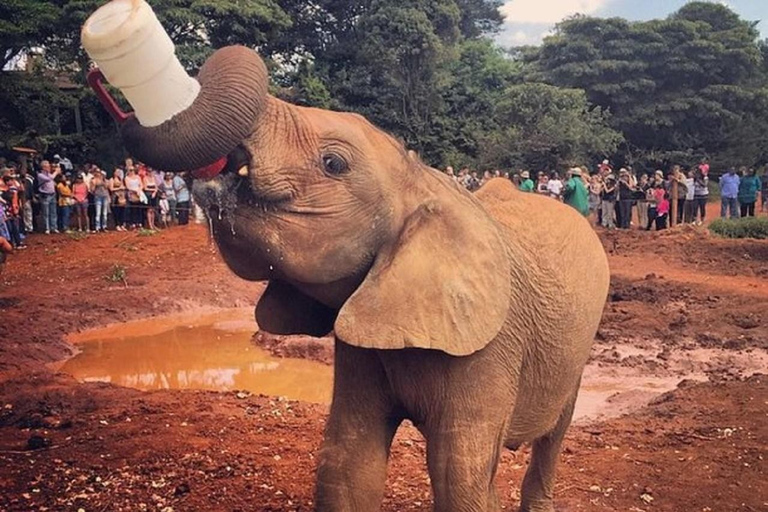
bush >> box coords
[709,217,768,239]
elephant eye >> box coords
[322,153,349,175]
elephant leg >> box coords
[424,418,507,512]
[315,340,401,512]
[519,390,578,512]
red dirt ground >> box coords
[0,223,766,511]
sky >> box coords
[495,0,768,47]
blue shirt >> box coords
[719,173,740,199]
[172,175,190,202]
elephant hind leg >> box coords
[519,390,578,512]
[425,419,508,512]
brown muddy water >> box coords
[57,308,735,423]
[58,308,333,404]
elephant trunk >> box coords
[81,0,269,173]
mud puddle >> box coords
[57,309,765,423]
[56,309,333,403]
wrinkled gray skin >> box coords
[192,96,610,512]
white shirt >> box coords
[547,179,563,197]
[685,178,695,201]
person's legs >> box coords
[22,201,32,234]
[698,197,707,223]
[747,201,756,217]
[177,201,190,225]
[646,207,657,230]
[730,198,740,219]
[619,200,631,229]
[6,219,21,247]
[41,195,51,232]
[720,197,728,218]
[677,198,685,224]
[47,195,58,232]
[656,213,667,231]
[62,205,71,232]
[169,199,177,224]
[740,202,748,218]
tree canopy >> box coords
[525,1,768,172]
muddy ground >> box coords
[0,224,766,511]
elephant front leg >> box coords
[315,341,401,512]
[425,419,507,512]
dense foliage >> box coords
[1,0,766,173]
[709,217,768,239]
[525,2,768,173]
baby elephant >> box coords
[111,45,610,511]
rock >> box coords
[174,483,190,497]
[26,435,50,451]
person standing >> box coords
[162,172,177,224]
[684,169,695,223]
[563,168,589,216]
[519,171,534,193]
[72,174,90,232]
[110,168,127,231]
[546,171,564,200]
[0,174,25,248]
[124,167,143,229]
[601,174,617,229]
[636,174,650,229]
[654,188,669,231]
[20,167,34,234]
[143,168,160,231]
[90,169,111,231]
[588,173,602,222]
[55,175,73,232]
[173,172,191,225]
[36,160,60,234]
[719,168,741,219]
[617,169,634,229]
[693,169,709,225]
[738,168,761,218]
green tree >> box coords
[527,2,768,171]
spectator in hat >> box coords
[519,171,534,193]
[563,168,589,216]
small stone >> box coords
[174,483,190,497]
[26,435,50,451]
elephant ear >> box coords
[335,199,510,356]
[256,280,337,337]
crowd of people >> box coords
[446,160,767,230]
[1,153,767,260]
[0,155,193,251]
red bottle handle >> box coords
[87,68,131,124]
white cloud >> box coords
[500,0,611,24]
[511,30,531,43]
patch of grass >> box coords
[105,264,128,286]
[137,228,158,237]
[709,217,768,239]
[67,231,89,241]
[116,240,139,252]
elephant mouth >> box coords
[192,164,292,223]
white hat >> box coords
[521,171,530,179]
